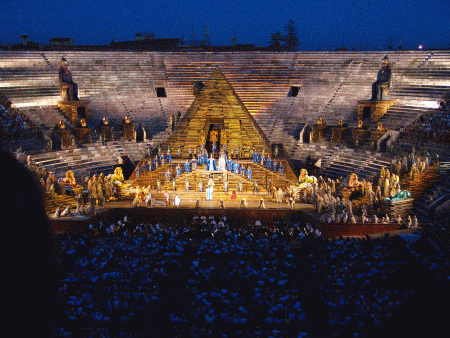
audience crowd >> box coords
[0,104,34,142]
[403,107,450,143]
[49,216,450,338]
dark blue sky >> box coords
[1,0,449,50]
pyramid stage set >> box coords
[2,50,449,238]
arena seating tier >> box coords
[1,50,450,181]
[31,140,154,179]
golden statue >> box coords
[298,168,317,185]
[199,133,206,146]
[348,173,360,188]
[316,116,326,126]
[376,121,384,131]
[209,130,219,143]
[64,170,76,187]
[220,130,227,145]
[111,167,124,182]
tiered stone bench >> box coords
[2,49,450,186]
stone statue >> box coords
[59,57,79,101]
[97,117,113,143]
[371,56,391,101]
[121,115,134,141]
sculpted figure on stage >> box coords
[371,56,391,101]
[298,168,317,185]
[64,170,76,187]
[59,57,80,101]
[111,167,124,182]
[348,173,361,190]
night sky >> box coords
[1,0,449,50]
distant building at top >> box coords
[135,33,155,41]
[49,38,74,46]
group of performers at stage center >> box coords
[134,144,285,178]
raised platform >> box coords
[56,100,90,125]
[358,100,396,123]
[74,127,91,144]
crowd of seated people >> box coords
[403,106,450,143]
[430,213,450,253]
[0,104,34,141]
[50,215,449,338]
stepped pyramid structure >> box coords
[166,67,271,158]
[131,67,298,196]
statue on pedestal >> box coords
[59,57,80,101]
[316,116,326,127]
[79,118,87,128]
[121,115,134,141]
[53,120,72,148]
[97,117,113,143]
[74,118,91,144]
[371,56,391,101]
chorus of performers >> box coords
[135,145,286,179]
[251,148,284,176]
